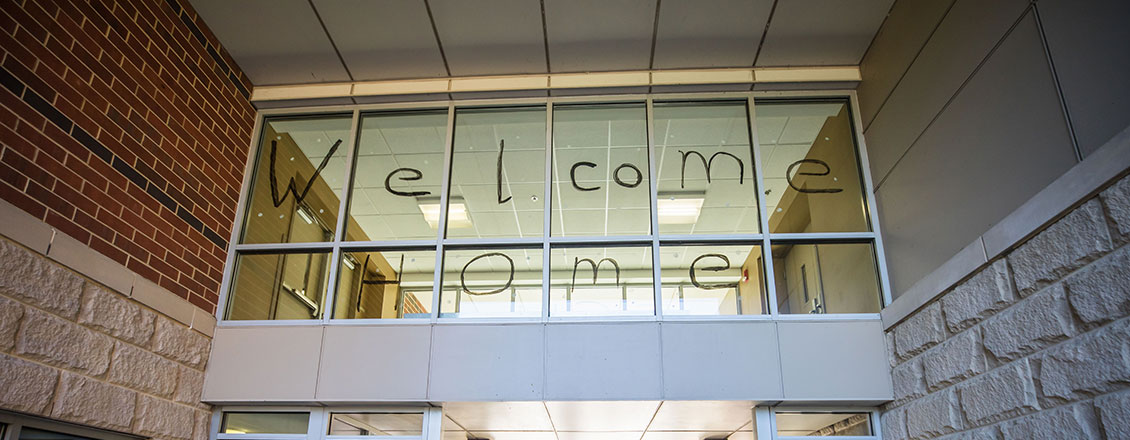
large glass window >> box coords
[221,412,311,434]
[223,97,885,322]
[774,412,873,436]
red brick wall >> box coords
[0,0,255,313]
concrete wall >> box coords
[880,173,1130,439]
[858,0,1130,297]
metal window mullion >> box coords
[216,113,265,321]
[748,96,779,317]
[321,110,361,322]
[847,92,894,307]
[431,104,457,322]
[542,100,554,320]
[645,98,663,318]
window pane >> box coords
[772,243,881,314]
[328,413,424,436]
[755,100,870,233]
[447,107,547,239]
[552,103,650,236]
[653,101,759,235]
[440,248,543,318]
[241,116,353,244]
[18,428,95,440]
[550,246,653,316]
[226,252,331,320]
[221,412,310,434]
[660,244,767,315]
[333,250,436,319]
[775,412,872,436]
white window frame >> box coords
[215,90,894,325]
[211,407,443,440]
[754,407,883,440]
[0,410,143,440]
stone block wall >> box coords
[0,234,211,440]
[882,173,1130,439]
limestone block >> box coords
[1094,388,1130,440]
[16,308,113,375]
[1101,173,1130,243]
[175,364,206,406]
[999,402,1101,439]
[1037,317,1130,405]
[894,302,946,362]
[0,295,23,351]
[982,284,1076,362]
[923,328,987,392]
[51,372,136,431]
[153,316,211,369]
[892,356,926,405]
[881,408,907,440]
[1064,246,1130,329]
[957,359,1039,427]
[0,353,58,414]
[78,283,156,346]
[193,409,211,440]
[108,341,178,397]
[887,332,897,368]
[0,239,84,318]
[135,395,195,440]
[905,388,963,439]
[941,259,1016,332]
[1008,199,1113,295]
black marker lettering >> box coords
[689,254,739,290]
[679,150,744,189]
[460,252,514,295]
[785,159,843,194]
[570,161,600,192]
[384,168,431,197]
[613,163,643,188]
[497,140,512,204]
[571,257,621,289]
[268,139,343,208]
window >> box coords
[222,96,886,321]
[773,411,874,437]
[216,408,439,440]
[0,410,144,440]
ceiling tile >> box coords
[557,433,645,440]
[647,401,754,432]
[544,0,657,72]
[190,0,350,85]
[546,401,660,432]
[429,0,547,76]
[652,0,774,69]
[476,432,558,440]
[312,0,447,81]
[443,402,553,431]
[755,0,894,67]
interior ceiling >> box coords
[189,0,894,86]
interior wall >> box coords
[857,0,1130,297]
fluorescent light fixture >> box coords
[419,200,472,228]
[657,193,705,224]
[296,207,315,225]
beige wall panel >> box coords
[661,322,783,400]
[316,325,432,401]
[777,320,892,401]
[203,326,324,402]
[545,322,662,400]
[428,324,545,401]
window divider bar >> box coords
[747,96,780,317]
[321,110,361,322]
[232,242,337,252]
[542,100,554,320]
[645,98,664,319]
[767,232,876,242]
[848,92,895,307]
[431,104,458,322]
[441,237,545,247]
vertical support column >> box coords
[424,407,445,440]
[542,101,554,319]
[747,96,779,316]
[431,104,458,321]
[645,98,663,319]
[753,407,774,440]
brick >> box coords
[175,363,205,406]
[1000,402,1101,440]
[923,328,987,391]
[1064,246,1130,329]
[108,341,179,397]
[942,259,1016,332]
[982,284,1076,362]
[52,372,137,431]
[958,359,1039,427]
[0,237,85,318]
[1101,174,1130,243]
[135,395,195,440]
[1037,317,1130,405]
[905,388,963,439]
[1095,388,1130,440]
[892,356,926,405]
[894,302,946,362]
[881,408,907,440]
[0,295,23,351]
[78,282,157,345]
[16,308,114,375]
[153,315,210,369]
[1007,199,1113,295]
[0,353,58,415]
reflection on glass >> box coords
[333,250,436,319]
[440,248,543,318]
[660,244,766,315]
[755,100,870,233]
[241,116,353,244]
[226,252,331,320]
[346,111,447,241]
[447,107,546,239]
[550,246,653,316]
[653,101,759,235]
[772,243,880,314]
[328,413,424,436]
[17,428,95,440]
[221,412,310,434]
[775,412,872,436]
[552,104,650,236]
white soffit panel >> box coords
[429,0,548,76]
[546,401,661,432]
[442,402,554,432]
[647,401,755,432]
[544,0,658,72]
[189,0,350,85]
[756,0,894,67]
[652,0,773,69]
[311,0,447,81]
